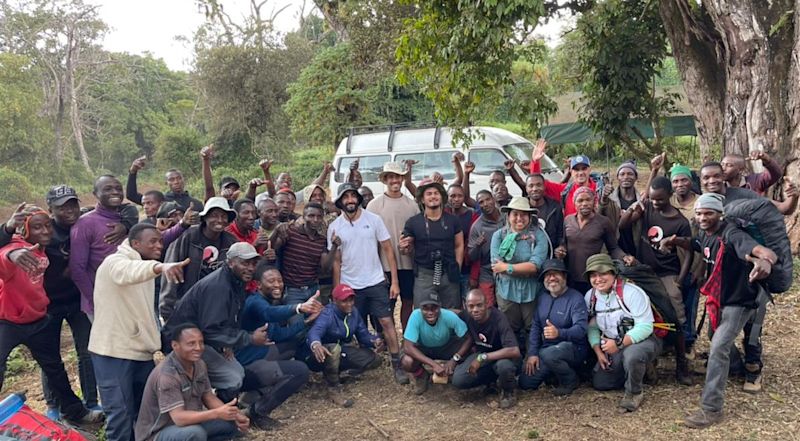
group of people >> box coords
[0,139,796,440]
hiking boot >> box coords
[66,409,104,424]
[498,390,517,409]
[644,360,658,385]
[45,406,60,421]
[327,385,354,408]
[743,372,762,393]
[618,391,644,412]
[250,414,284,431]
[394,367,410,385]
[414,370,430,395]
[684,409,723,429]
[552,382,579,397]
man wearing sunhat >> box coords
[399,178,464,311]
[584,253,659,412]
[366,162,420,330]
[328,183,406,383]
[519,259,588,396]
[159,196,238,322]
[529,138,598,216]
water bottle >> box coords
[0,393,25,425]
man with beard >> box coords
[526,173,563,250]
[400,179,464,311]
[519,259,588,396]
[159,197,238,322]
[269,203,336,304]
[70,175,132,319]
[274,188,299,223]
[90,223,190,440]
[529,139,597,216]
[165,243,306,431]
[601,161,642,255]
[452,290,521,408]
[329,183,406,384]
[467,190,503,306]
[367,162,420,330]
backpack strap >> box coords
[614,278,631,315]
[561,182,575,209]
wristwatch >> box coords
[477,353,488,364]
[506,264,514,275]
[451,353,462,362]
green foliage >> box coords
[547,31,585,93]
[0,53,51,167]
[290,145,336,189]
[575,0,675,151]
[154,126,207,178]
[396,0,549,146]
[5,347,34,379]
[0,168,34,205]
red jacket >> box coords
[530,160,596,216]
[0,237,50,324]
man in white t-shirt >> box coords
[367,162,420,331]
[329,183,406,384]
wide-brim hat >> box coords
[415,178,448,204]
[583,253,617,281]
[303,184,327,203]
[200,196,237,223]
[500,196,538,214]
[335,183,363,210]
[378,162,408,181]
[539,258,568,281]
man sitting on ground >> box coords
[400,296,469,395]
[452,290,521,408]
[135,323,249,441]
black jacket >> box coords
[164,265,252,353]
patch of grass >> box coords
[527,429,540,439]
[6,347,35,379]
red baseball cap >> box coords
[331,284,356,301]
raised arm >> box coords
[126,156,146,205]
[451,152,465,186]
[311,162,335,187]
[462,161,477,208]
[504,159,527,195]
[200,144,216,202]
[403,160,418,195]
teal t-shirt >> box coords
[403,309,467,348]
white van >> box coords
[329,125,563,198]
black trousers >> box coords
[0,316,87,420]
[242,359,310,417]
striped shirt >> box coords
[278,220,327,287]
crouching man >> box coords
[135,324,249,441]
[452,290,521,408]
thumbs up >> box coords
[331,230,341,248]
[263,239,276,261]
[543,319,559,340]
[300,290,323,315]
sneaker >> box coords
[618,392,644,412]
[552,382,578,397]
[250,414,283,431]
[45,406,60,421]
[414,370,430,395]
[684,409,723,429]
[394,368,410,385]
[743,373,762,393]
[498,390,517,409]
[328,385,355,408]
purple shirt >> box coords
[69,204,125,314]
[743,158,783,196]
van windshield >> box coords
[395,152,457,181]
[335,155,391,183]
[503,143,559,172]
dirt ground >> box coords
[3,286,799,441]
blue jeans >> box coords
[41,301,97,408]
[701,306,755,412]
[92,354,154,441]
[156,419,238,441]
[284,284,319,305]
[519,342,581,390]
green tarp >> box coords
[540,115,697,145]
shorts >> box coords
[419,336,466,361]
[354,282,392,319]
[413,268,461,310]
[386,270,415,301]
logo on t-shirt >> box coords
[647,226,664,243]
[703,246,711,262]
[203,246,220,263]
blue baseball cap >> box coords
[570,155,591,169]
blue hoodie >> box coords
[528,287,589,358]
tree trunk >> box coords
[660,0,800,253]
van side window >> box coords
[335,155,391,183]
[395,152,457,181]
[468,149,507,175]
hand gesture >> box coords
[249,178,265,189]
[431,172,444,184]
[554,246,567,259]
[403,159,418,172]
[323,161,335,173]
[311,342,332,363]
[251,323,273,346]
[601,183,614,201]
[182,208,200,226]
[503,159,516,171]
[259,159,273,172]
[658,234,676,253]
[543,319,559,340]
[524,356,540,376]
[532,139,547,162]
[103,223,127,245]
[130,155,147,174]
[745,256,773,282]
[299,291,323,315]
[5,202,27,234]
[463,161,476,174]
[161,258,191,283]
[749,150,769,162]
[215,398,241,421]
[330,230,342,249]
[263,240,277,261]
[452,152,465,163]
[650,152,666,171]
[200,144,215,160]
[519,160,531,170]
[220,187,240,200]
[9,244,41,274]
[349,159,360,171]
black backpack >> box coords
[723,198,793,293]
